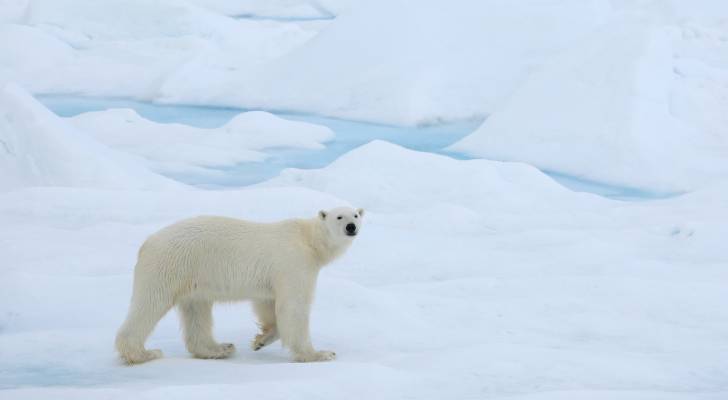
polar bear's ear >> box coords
[318,210,327,220]
[356,208,365,218]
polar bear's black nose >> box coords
[346,223,356,234]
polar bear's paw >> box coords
[122,348,163,365]
[252,327,279,351]
[251,335,268,351]
[145,349,164,360]
[192,343,236,359]
[293,350,336,363]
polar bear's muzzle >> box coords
[345,223,357,236]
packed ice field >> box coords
[2,0,728,399]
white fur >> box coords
[115,206,364,364]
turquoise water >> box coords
[38,95,482,187]
[37,95,676,200]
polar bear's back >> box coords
[145,215,304,250]
[147,216,268,246]
[134,216,315,301]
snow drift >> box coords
[450,17,728,192]
[0,0,326,98]
[264,140,608,233]
[159,0,611,125]
[1,1,728,398]
[69,108,334,175]
[0,83,176,191]
[3,141,728,398]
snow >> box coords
[1,0,328,98]
[265,140,602,215]
[0,83,178,191]
[68,108,334,178]
[0,24,74,84]
[3,0,728,398]
[36,95,484,187]
[3,144,728,398]
[450,8,728,192]
[158,0,612,125]
[184,0,337,19]
[0,0,27,23]
[223,111,335,149]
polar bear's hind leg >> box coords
[115,284,173,364]
[179,298,236,359]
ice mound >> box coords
[450,21,728,193]
[184,0,342,19]
[223,111,334,150]
[69,109,334,175]
[0,24,75,92]
[2,0,327,97]
[161,0,610,125]
[0,84,177,191]
[265,140,602,214]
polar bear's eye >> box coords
[337,216,342,220]
[354,215,358,218]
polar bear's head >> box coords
[318,207,364,240]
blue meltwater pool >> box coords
[37,95,677,200]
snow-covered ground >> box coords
[2,137,728,399]
[68,107,334,179]
[449,10,728,193]
[2,1,728,399]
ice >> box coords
[3,0,613,124]
[1,0,327,97]
[41,95,671,199]
[37,95,243,128]
[3,0,728,398]
[0,0,27,23]
[450,17,728,192]
[2,144,728,398]
[38,95,483,187]
[67,108,334,180]
[0,84,177,191]
[223,111,335,149]
[185,0,338,20]
[264,140,600,215]
[0,24,75,89]
[159,0,612,125]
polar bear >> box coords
[115,207,364,364]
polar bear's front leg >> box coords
[275,293,335,362]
